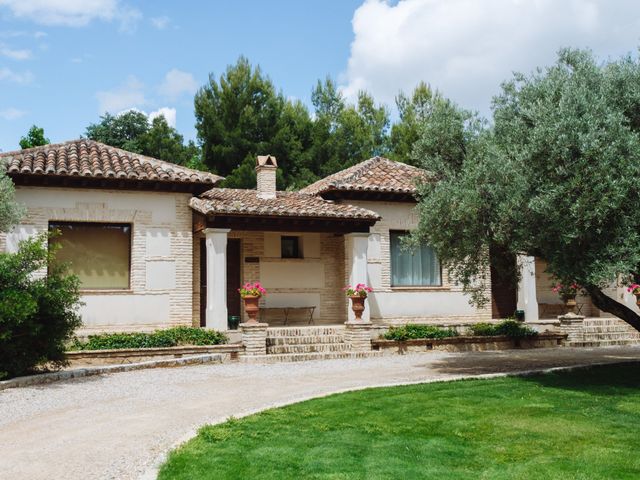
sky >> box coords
[1,0,640,153]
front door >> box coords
[200,238,242,327]
[226,239,242,319]
[490,246,518,319]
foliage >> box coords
[382,324,458,341]
[467,320,538,338]
[159,364,640,479]
[69,326,227,351]
[19,125,50,149]
[0,234,81,379]
[238,282,266,298]
[628,283,640,296]
[411,48,640,329]
[343,283,373,298]
[0,166,24,233]
[85,111,200,166]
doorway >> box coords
[490,246,518,319]
[199,238,242,327]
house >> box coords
[0,139,615,334]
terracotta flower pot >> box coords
[350,295,366,321]
[564,297,577,314]
[242,295,260,324]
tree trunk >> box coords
[584,284,640,332]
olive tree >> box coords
[411,48,640,331]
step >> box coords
[267,326,344,338]
[266,343,350,355]
[582,333,640,341]
[583,319,633,327]
[567,339,640,348]
[240,351,383,364]
[581,326,639,334]
[266,335,345,346]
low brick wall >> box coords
[65,344,242,367]
[372,333,567,355]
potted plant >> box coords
[627,283,640,308]
[551,281,581,314]
[238,282,267,324]
[344,283,373,321]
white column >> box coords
[517,255,539,322]
[346,232,370,322]
[204,228,231,331]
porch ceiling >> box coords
[199,213,373,233]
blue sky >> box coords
[1,0,640,153]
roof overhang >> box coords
[319,189,417,203]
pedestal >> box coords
[240,322,268,356]
[558,313,585,344]
[344,321,373,352]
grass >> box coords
[159,364,640,480]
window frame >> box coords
[280,235,303,259]
[389,230,442,288]
[48,221,133,291]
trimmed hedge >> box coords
[69,326,227,351]
[383,324,459,341]
[467,320,538,338]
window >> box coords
[49,222,131,290]
[281,236,302,259]
[390,231,441,287]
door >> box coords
[226,239,242,319]
[490,246,518,319]
[200,238,242,327]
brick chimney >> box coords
[256,155,277,199]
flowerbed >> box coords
[68,326,227,351]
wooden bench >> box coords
[260,306,317,325]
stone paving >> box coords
[1,346,640,480]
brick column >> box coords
[240,322,268,355]
[559,313,585,344]
[344,321,373,351]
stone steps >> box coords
[240,351,383,364]
[565,317,640,348]
[266,335,345,346]
[582,333,640,341]
[267,326,344,337]
[267,343,350,354]
[567,339,640,348]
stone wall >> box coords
[0,186,194,333]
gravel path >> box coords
[2,346,640,480]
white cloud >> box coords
[0,0,141,30]
[342,0,640,116]
[0,43,32,60]
[0,107,26,120]
[0,67,34,84]
[150,15,170,30]
[157,69,198,100]
[149,107,177,127]
[96,75,146,114]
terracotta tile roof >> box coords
[190,188,380,220]
[1,139,222,187]
[299,156,427,196]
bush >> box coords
[468,320,537,338]
[0,235,82,380]
[69,326,227,351]
[383,324,459,341]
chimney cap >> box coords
[256,155,277,168]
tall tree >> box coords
[0,166,24,232]
[411,48,640,331]
[85,111,200,166]
[390,82,439,165]
[19,125,50,149]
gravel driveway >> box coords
[2,346,640,480]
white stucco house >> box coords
[0,139,619,334]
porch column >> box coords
[204,228,231,331]
[346,232,370,322]
[517,255,539,322]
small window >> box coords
[49,222,132,290]
[281,236,302,259]
[390,231,441,287]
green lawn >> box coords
[159,364,640,480]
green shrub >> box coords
[69,326,227,351]
[468,320,537,338]
[0,235,82,380]
[383,324,459,341]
